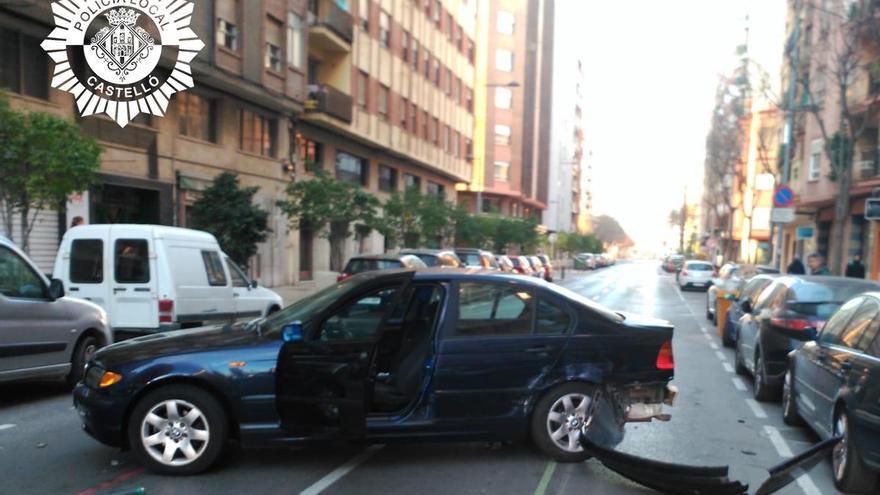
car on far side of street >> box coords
[722,274,778,347]
[495,255,515,273]
[527,256,546,278]
[734,276,880,402]
[676,260,714,291]
[0,235,112,385]
[536,255,554,282]
[784,292,880,493]
[511,255,537,276]
[400,249,462,268]
[455,248,500,270]
[338,254,428,282]
[662,255,684,273]
[574,253,596,270]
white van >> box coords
[53,225,283,334]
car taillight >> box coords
[770,318,814,331]
[681,270,689,277]
[158,299,173,323]
[656,340,674,370]
[337,273,350,282]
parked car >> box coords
[455,248,500,269]
[527,256,545,278]
[722,274,777,347]
[536,255,554,282]
[338,254,428,282]
[0,235,112,385]
[784,292,880,493]
[734,276,880,401]
[676,260,714,291]
[510,255,536,275]
[662,255,684,273]
[495,255,515,273]
[74,269,676,474]
[400,249,462,268]
[706,263,739,323]
[53,225,283,334]
[574,253,596,270]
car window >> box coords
[458,253,481,266]
[855,315,880,355]
[755,283,784,311]
[536,298,571,335]
[438,254,460,267]
[687,262,713,271]
[454,282,534,336]
[262,279,360,336]
[0,246,46,299]
[201,250,227,287]
[818,297,863,346]
[346,258,403,273]
[114,239,150,284]
[415,254,439,267]
[226,258,249,288]
[867,330,880,358]
[840,299,880,349]
[320,287,399,341]
[70,239,103,283]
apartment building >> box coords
[298,0,475,278]
[457,0,553,222]
[0,0,308,286]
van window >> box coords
[201,251,227,286]
[226,258,249,287]
[70,239,103,283]
[115,239,150,283]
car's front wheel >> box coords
[67,334,100,386]
[128,385,227,475]
[781,367,804,426]
[833,409,879,493]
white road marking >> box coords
[700,327,708,334]
[709,342,719,350]
[714,350,727,362]
[722,362,735,373]
[0,424,15,431]
[703,333,713,341]
[763,426,822,494]
[299,445,384,495]
[746,399,768,419]
[795,472,822,495]
[732,377,747,391]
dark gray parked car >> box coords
[0,235,112,385]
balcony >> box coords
[308,0,353,53]
[305,84,352,123]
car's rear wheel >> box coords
[128,385,227,475]
[832,409,879,493]
[781,367,804,426]
[67,334,99,386]
[753,351,776,402]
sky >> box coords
[559,0,787,253]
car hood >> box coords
[94,322,262,368]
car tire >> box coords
[734,338,748,376]
[753,351,777,402]
[832,409,879,493]
[531,383,622,463]
[267,305,281,316]
[67,334,100,386]
[721,320,735,348]
[781,367,804,426]
[128,384,227,475]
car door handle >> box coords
[113,287,127,293]
[525,345,555,353]
[69,287,80,292]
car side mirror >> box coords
[740,300,752,314]
[48,278,65,300]
[249,279,259,289]
[282,321,303,342]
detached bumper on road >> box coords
[73,383,126,448]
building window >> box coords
[495,124,512,145]
[453,131,461,157]
[409,102,417,132]
[445,68,453,94]
[452,76,461,103]
[378,85,389,121]
[427,181,445,197]
[443,125,451,152]
[287,12,305,70]
[432,58,440,86]
[378,165,398,192]
[467,38,475,63]
[496,49,513,72]
[465,87,473,112]
[494,161,511,181]
[0,28,49,100]
[265,16,283,72]
[240,109,276,157]
[454,24,462,50]
[336,151,368,185]
[359,0,370,31]
[216,0,240,51]
[431,117,439,145]
[380,10,390,48]
[495,87,512,109]
[465,138,473,160]
[432,0,441,24]
[178,93,217,143]
[809,140,823,181]
[296,135,323,172]
[357,71,369,110]
[411,39,419,70]
[447,13,454,38]
[422,110,429,139]
[497,10,515,34]
[404,173,421,191]
[400,97,409,128]
[401,30,410,62]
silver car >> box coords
[0,235,111,385]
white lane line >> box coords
[795,473,822,495]
[763,426,821,494]
[732,377,747,391]
[709,342,719,350]
[299,445,384,495]
[0,424,15,431]
[703,333,713,341]
[722,362,735,373]
[714,350,727,362]
[746,399,768,419]
[700,327,708,334]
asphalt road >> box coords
[0,261,843,495]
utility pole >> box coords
[774,0,802,269]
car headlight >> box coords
[84,365,123,389]
[98,371,123,388]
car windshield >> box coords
[413,254,438,267]
[459,253,481,266]
[260,279,359,337]
[345,259,403,274]
[687,262,713,271]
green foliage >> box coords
[190,172,270,267]
[380,188,459,249]
[557,231,603,255]
[825,131,853,182]
[454,213,540,252]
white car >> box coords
[677,260,715,290]
[53,224,282,334]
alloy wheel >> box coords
[782,370,793,414]
[833,414,849,482]
[546,393,591,453]
[140,399,210,467]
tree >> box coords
[189,172,270,267]
[278,171,380,271]
[0,95,101,253]
[380,189,459,249]
[592,215,629,245]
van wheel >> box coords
[127,385,227,475]
[267,305,281,316]
[67,334,99,386]
[832,409,879,493]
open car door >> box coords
[276,272,414,438]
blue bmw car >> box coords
[722,274,777,347]
[74,269,676,475]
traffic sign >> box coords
[773,185,795,207]
[771,207,796,223]
[796,226,814,239]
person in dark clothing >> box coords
[786,257,806,275]
[807,252,830,275]
[845,254,866,279]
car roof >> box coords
[349,266,551,286]
[65,224,217,242]
[348,253,414,261]
[771,275,880,288]
[685,260,711,265]
[455,248,489,254]
[400,249,454,256]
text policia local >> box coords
[70,0,172,32]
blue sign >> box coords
[773,185,795,207]
[796,226,814,239]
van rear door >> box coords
[108,227,158,330]
[63,230,110,311]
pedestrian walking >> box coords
[807,252,829,275]
[845,254,866,279]
[786,257,806,275]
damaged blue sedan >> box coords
[73,269,676,475]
